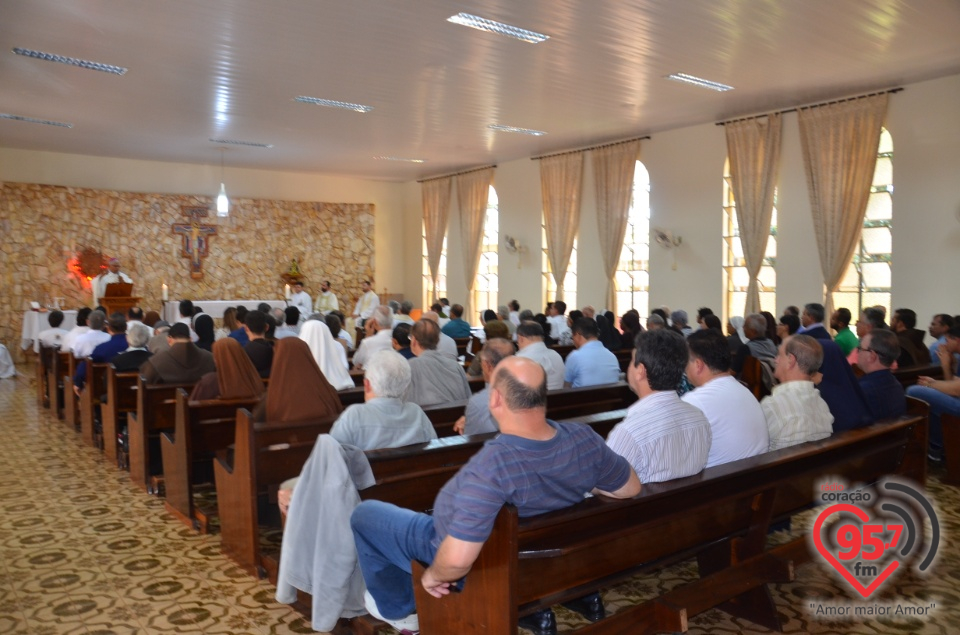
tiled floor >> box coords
[1,365,958,634]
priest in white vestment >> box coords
[92,258,133,307]
[351,280,380,325]
[314,280,340,315]
[289,281,312,324]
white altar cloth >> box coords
[20,310,79,351]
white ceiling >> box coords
[1,0,959,182]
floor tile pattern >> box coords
[1,368,957,634]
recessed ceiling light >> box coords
[447,13,549,43]
[488,124,547,136]
[209,138,273,148]
[294,96,373,112]
[13,47,127,75]
[664,72,734,92]
[373,156,426,163]
[0,112,73,128]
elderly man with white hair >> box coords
[111,323,154,372]
[352,305,395,371]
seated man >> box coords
[61,307,93,352]
[454,338,515,436]
[891,308,932,368]
[439,303,472,339]
[731,313,779,374]
[111,323,153,372]
[856,328,906,420]
[798,302,831,339]
[351,356,640,634]
[406,319,472,407]
[74,312,129,393]
[906,324,960,461]
[327,349,437,450]
[141,323,216,384]
[545,300,570,343]
[681,329,768,468]
[393,300,416,325]
[422,311,458,360]
[126,306,153,337]
[847,307,886,364]
[352,305,395,371]
[563,318,621,388]
[243,310,274,377]
[72,310,110,358]
[607,329,712,483]
[147,321,171,354]
[762,335,834,450]
[274,306,301,339]
[927,313,955,362]
[830,307,859,356]
[515,321,565,390]
[38,310,70,349]
[391,323,415,359]
[326,312,354,352]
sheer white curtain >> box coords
[422,177,453,305]
[798,94,889,317]
[593,140,641,310]
[539,152,584,300]
[457,168,495,321]
[725,113,783,315]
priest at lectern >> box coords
[92,258,133,306]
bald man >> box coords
[352,356,640,634]
[92,258,133,307]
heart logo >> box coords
[812,503,901,598]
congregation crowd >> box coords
[35,266,960,635]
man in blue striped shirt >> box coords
[351,356,640,634]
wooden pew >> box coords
[160,389,261,532]
[128,378,197,492]
[411,402,929,635]
[550,344,575,360]
[36,343,56,409]
[101,368,140,466]
[892,363,943,389]
[50,350,70,419]
[79,361,110,448]
[453,337,472,358]
[214,409,339,576]
[63,354,80,430]
[940,412,960,486]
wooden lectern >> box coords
[100,282,140,316]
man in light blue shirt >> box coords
[928,313,954,361]
[564,317,621,388]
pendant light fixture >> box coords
[216,147,229,217]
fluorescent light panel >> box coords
[488,124,547,136]
[447,13,549,43]
[374,156,426,163]
[13,47,127,75]
[0,112,73,128]
[665,72,734,92]
[294,96,373,112]
[209,138,273,148]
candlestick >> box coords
[162,283,168,302]
[284,284,291,300]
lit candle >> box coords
[284,284,291,300]
[162,283,168,302]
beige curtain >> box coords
[798,94,888,317]
[593,140,641,310]
[725,113,783,315]
[422,177,453,305]
[457,167,495,321]
[539,152,584,300]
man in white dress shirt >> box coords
[352,280,380,326]
[515,321,565,390]
[546,301,571,343]
[352,305,394,371]
[681,329,768,468]
[72,310,110,357]
[288,281,312,324]
[314,280,340,315]
[37,311,70,349]
[606,329,712,483]
[762,334,834,451]
[92,258,133,307]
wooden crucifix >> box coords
[172,206,217,279]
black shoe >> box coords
[562,592,605,622]
[518,608,557,635]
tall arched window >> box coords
[615,161,650,318]
[422,222,447,310]
[722,158,778,321]
[473,186,498,314]
[542,220,577,313]
[834,128,893,316]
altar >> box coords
[162,300,288,323]
[21,310,78,351]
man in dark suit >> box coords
[799,303,831,340]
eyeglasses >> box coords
[856,346,875,354]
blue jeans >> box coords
[905,385,960,451]
[351,500,438,620]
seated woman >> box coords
[193,313,215,352]
[299,319,354,391]
[189,337,265,401]
[255,337,344,423]
[215,306,240,341]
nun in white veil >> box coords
[299,320,354,391]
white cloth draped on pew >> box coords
[275,435,375,632]
[0,345,16,379]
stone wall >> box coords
[0,181,374,349]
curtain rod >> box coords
[716,87,903,126]
[531,135,650,161]
[417,164,497,183]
